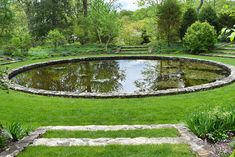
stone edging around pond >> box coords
[4,55,235,98]
[0,124,214,157]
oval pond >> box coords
[10,58,230,94]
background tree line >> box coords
[0,0,234,57]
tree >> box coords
[16,0,34,32]
[197,0,204,12]
[183,21,217,53]
[88,0,119,51]
[0,0,14,43]
[156,0,182,46]
[117,20,145,45]
[46,29,67,50]
[220,26,235,42]
[180,8,198,39]
[29,0,73,39]
[218,4,235,29]
[10,31,32,56]
[8,2,32,56]
[198,5,219,32]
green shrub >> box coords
[28,44,109,60]
[151,41,185,53]
[186,106,235,142]
[6,122,28,142]
[180,8,198,39]
[46,29,67,50]
[183,21,217,53]
[198,5,219,32]
[2,45,17,56]
[10,32,32,57]
[2,32,32,57]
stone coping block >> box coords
[4,55,235,98]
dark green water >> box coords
[11,59,229,94]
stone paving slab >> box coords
[41,124,177,131]
[0,124,215,157]
[33,137,185,146]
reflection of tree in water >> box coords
[181,62,229,86]
[13,60,125,93]
[134,61,160,92]
[135,60,186,92]
[13,68,61,90]
[68,60,126,93]
[134,60,229,92]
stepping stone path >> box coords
[200,43,235,58]
[116,46,152,54]
[0,124,215,157]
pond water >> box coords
[11,59,229,94]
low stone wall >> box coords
[4,56,235,98]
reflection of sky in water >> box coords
[118,60,159,93]
[118,60,144,93]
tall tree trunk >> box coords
[197,0,204,12]
[105,35,111,52]
[83,0,88,17]
[97,29,102,44]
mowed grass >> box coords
[0,54,235,128]
[2,54,234,157]
[43,128,179,138]
[18,145,195,157]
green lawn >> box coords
[1,54,235,156]
[18,145,195,157]
[1,54,235,128]
[42,128,179,138]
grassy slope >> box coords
[18,145,195,157]
[0,54,235,128]
[43,128,179,138]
